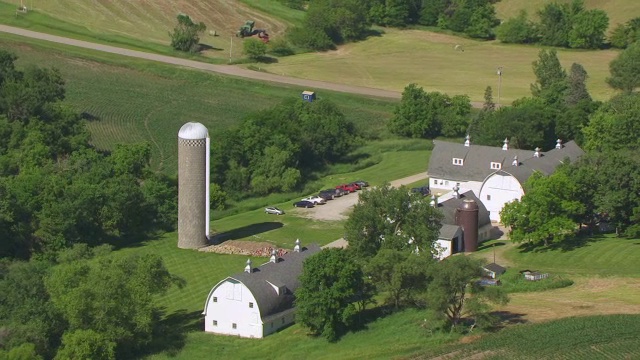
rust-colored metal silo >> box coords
[456,199,479,252]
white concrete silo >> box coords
[177,122,210,249]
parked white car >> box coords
[265,207,285,215]
[301,196,326,205]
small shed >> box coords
[301,91,316,102]
[522,270,549,281]
[482,263,506,279]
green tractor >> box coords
[236,20,270,43]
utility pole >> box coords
[497,66,504,106]
[229,36,233,63]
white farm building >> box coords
[202,241,321,338]
[428,137,583,221]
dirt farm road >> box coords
[0,25,402,100]
[0,25,491,107]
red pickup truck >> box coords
[336,184,358,193]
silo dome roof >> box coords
[178,122,208,139]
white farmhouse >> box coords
[202,241,321,338]
[428,137,583,221]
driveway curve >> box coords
[0,25,487,107]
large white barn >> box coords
[202,241,321,338]
[428,138,583,221]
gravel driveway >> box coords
[295,172,429,222]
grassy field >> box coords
[495,0,640,29]
[421,314,640,359]
[0,35,397,175]
[503,235,640,277]
[0,0,288,60]
[258,28,620,103]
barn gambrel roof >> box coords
[203,244,321,320]
[428,140,583,184]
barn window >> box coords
[232,323,237,329]
[487,195,491,201]
[213,320,218,326]
[433,179,437,185]
[452,158,464,166]
[249,302,254,308]
[490,162,501,169]
[213,297,217,303]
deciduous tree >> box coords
[607,41,640,92]
[426,255,508,330]
[55,330,116,360]
[496,10,538,44]
[169,14,206,53]
[366,249,434,308]
[531,49,567,106]
[45,253,180,358]
[243,38,268,61]
[295,249,372,341]
[344,184,443,258]
[568,9,608,49]
[501,170,585,248]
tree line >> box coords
[388,53,591,150]
[295,185,508,341]
[286,0,500,51]
[0,50,177,260]
[497,0,609,49]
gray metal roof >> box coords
[483,263,506,274]
[227,244,321,319]
[428,140,583,184]
[439,224,461,240]
[437,190,491,228]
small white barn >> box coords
[202,241,321,338]
[428,138,584,221]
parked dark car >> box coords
[318,191,335,201]
[293,200,315,208]
[352,180,369,187]
[333,188,348,197]
[411,185,430,196]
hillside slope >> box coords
[7,0,288,44]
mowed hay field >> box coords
[0,0,291,59]
[259,29,620,104]
[495,0,640,29]
[0,35,396,175]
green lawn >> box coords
[503,235,640,277]
[148,308,457,360]
[495,0,640,29]
[0,35,396,175]
[259,28,620,104]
